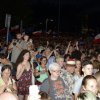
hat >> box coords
[66,59,76,65]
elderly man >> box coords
[60,58,76,100]
[40,62,66,100]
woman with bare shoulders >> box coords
[16,49,32,100]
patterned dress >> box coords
[17,68,32,95]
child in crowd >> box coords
[81,75,98,95]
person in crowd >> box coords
[94,71,100,99]
[40,62,67,100]
[81,75,98,95]
[16,49,33,100]
[77,90,97,100]
[0,92,18,100]
[8,33,27,63]
[34,56,48,86]
[73,60,93,100]
[23,34,33,51]
[64,41,79,56]
[56,57,65,69]
[60,58,76,100]
[0,65,17,94]
[74,60,82,81]
[0,53,12,66]
[0,53,16,78]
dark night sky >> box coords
[0,0,100,32]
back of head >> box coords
[0,92,18,100]
[77,91,96,100]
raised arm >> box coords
[65,41,71,55]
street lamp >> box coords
[45,18,53,32]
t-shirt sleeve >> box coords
[40,79,49,94]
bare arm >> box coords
[65,41,71,55]
[73,93,78,100]
[16,64,25,80]
[75,41,79,50]
[0,85,7,94]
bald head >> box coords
[0,92,18,100]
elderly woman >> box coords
[40,62,66,100]
[0,65,17,94]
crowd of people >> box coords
[0,32,100,100]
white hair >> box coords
[49,62,61,71]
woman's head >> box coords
[40,56,47,65]
[82,75,98,95]
[1,65,12,78]
[16,50,30,66]
[23,34,29,41]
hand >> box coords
[68,41,71,46]
[47,41,49,46]
[7,84,13,91]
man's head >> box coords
[82,60,93,76]
[16,33,22,40]
[0,92,18,100]
[65,59,76,74]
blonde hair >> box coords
[56,57,64,63]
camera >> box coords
[13,39,17,46]
[13,42,17,45]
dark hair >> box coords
[82,75,96,88]
[0,53,7,59]
[15,49,31,67]
[81,60,92,68]
[1,65,12,77]
[40,56,47,65]
[1,65,11,72]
